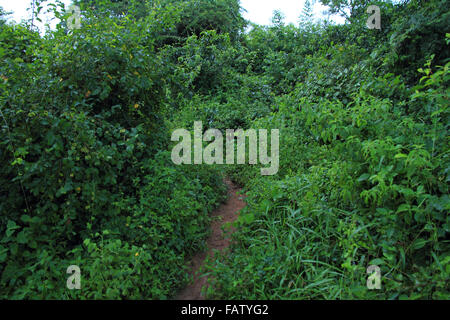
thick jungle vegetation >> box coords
[0,0,448,299]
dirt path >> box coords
[176,178,246,300]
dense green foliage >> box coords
[0,1,225,299]
[200,1,449,299]
[0,0,448,299]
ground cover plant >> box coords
[0,0,448,299]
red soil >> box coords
[175,178,246,300]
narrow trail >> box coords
[176,178,246,300]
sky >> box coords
[240,0,345,25]
[0,0,345,31]
[0,0,73,30]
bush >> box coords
[0,4,225,299]
[205,56,449,300]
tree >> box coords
[74,0,151,19]
[74,0,247,44]
[299,0,314,26]
[170,0,247,42]
[0,6,10,25]
[303,0,314,19]
[318,0,384,21]
[271,10,285,27]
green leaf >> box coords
[394,153,407,159]
[16,230,28,244]
[411,238,428,250]
[20,215,31,223]
[357,173,370,182]
[369,258,385,265]
[397,203,410,213]
[0,245,7,263]
[6,221,20,237]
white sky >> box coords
[240,0,345,25]
[0,0,73,30]
[0,0,345,31]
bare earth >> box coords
[175,178,246,300]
